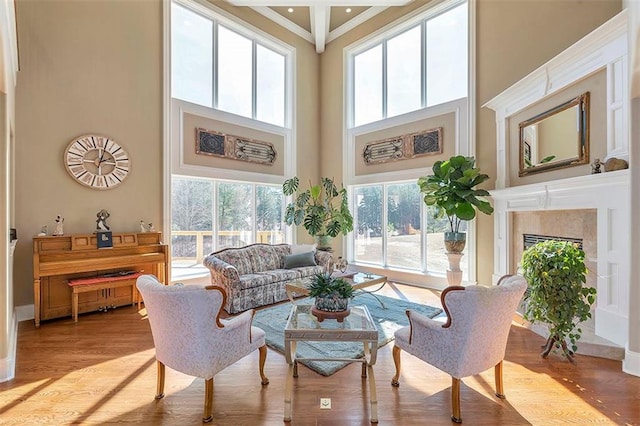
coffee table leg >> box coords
[284,339,295,421]
[368,363,378,423]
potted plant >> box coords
[520,240,597,364]
[282,176,354,250]
[417,155,494,253]
[307,272,355,322]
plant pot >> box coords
[314,235,333,251]
[444,231,466,253]
[314,294,349,312]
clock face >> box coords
[64,135,130,190]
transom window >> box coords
[171,1,287,127]
[350,0,468,127]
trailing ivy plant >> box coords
[520,240,596,363]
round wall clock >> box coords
[64,134,131,190]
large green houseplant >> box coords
[283,176,354,250]
[417,155,494,253]
[520,240,596,364]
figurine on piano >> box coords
[96,209,111,232]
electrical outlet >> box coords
[320,398,331,409]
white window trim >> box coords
[342,0,477,289]
[164,0,298,248]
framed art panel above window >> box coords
[196,128,277,166]
[362,127,443,165]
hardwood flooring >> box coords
[1,282,639,425]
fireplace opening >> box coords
[523,234,583,250]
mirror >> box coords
[519,92,590,176]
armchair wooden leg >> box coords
[203,378,213,423]
[259,345,270,385]
[451,377,462,423]
[155,360,165,399]
[391,345,401,387]
[495,361,505,399]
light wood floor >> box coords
[1,282,639,425]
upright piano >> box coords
[32,232,169,326]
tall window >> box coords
[351,1,468,127]
[171,1,287,127]
[171,177,285,262]
[353,181,468,278]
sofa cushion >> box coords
[257,269,302,283]
[215,246,254,275]
[290,243,317,255]
[238,273,274,290]
[247,245,281,272]
[283,251,317,269]
[295,265,326,278]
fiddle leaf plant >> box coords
[283,176,354,238]
[521,240,596,363]
[417,155,494,233]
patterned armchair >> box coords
[391,275,527,423]
[136,274,269,423]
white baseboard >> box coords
[0,313,17,383]
[15,304,34,322]
[623,345,640,377]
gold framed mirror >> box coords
[518,92,590,176]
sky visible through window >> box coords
[353,2,468,127]
[171,2,286,127]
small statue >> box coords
[148,223,155,232]
[591,158,602,174]
[37,225,48,236]
[96,209,111,232]
[140,220,148,233]
[53,215,64,236]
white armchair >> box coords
[391,275,527,423]
[136,274,269,423]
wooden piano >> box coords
[33,232,169,326]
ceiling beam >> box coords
[310,5,330,53]
[227,1,412,6]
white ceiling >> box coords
[225,0,414,53]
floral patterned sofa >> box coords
[203,243,333,314]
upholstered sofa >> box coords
[203,243,333,314]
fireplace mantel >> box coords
[485,11,631,349]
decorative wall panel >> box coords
[196,128,277,165]
[362,127,442,165]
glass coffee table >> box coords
[286,272,388,307]
[283,304,379,423]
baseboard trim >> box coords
[0,313,17,383]
[15,304,34,322]
[623,345,640,377]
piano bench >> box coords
[68,273,143,323]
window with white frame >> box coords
[171,1,287,127]
[346,0,471,282]
[171,176,285,262]
[351,0,468,127]
[169,0,293,278]
[353,181,468,278]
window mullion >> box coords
[421,21,427,108]
[251,184,257,244]
[212,181,219,251]
[382,41,388,119]
[212,22,218,109]
[252,42,258,120]
[382,184,388,267]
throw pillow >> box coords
[290,243,317,255]
[283,251,317,269]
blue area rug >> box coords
[253,294,442,376]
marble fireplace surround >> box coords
[491,171,629,347]
[485,12,631,350]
